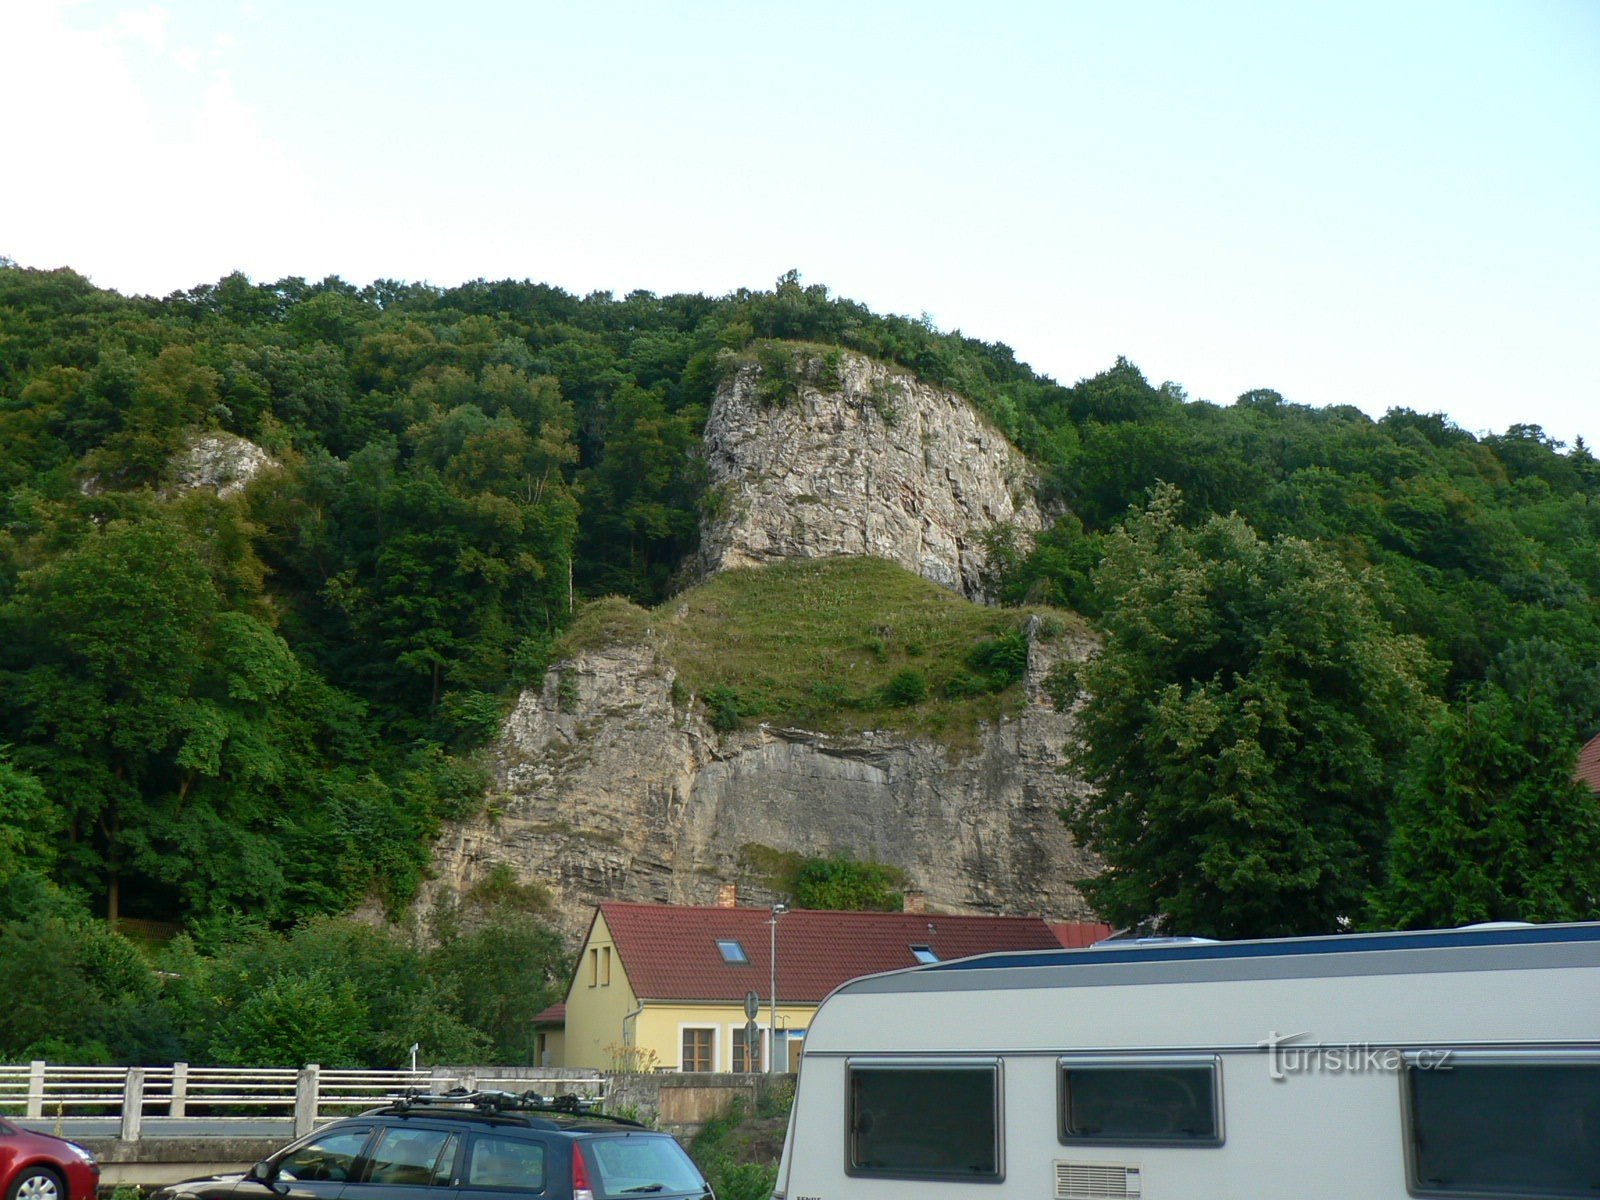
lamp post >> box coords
[768,901,788,1073]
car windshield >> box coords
[584,1135,704,1197]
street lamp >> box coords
[768,901,788,1073]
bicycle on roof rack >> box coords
[381,1086,645,1126]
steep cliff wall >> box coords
[696,350,1043,599]
[417,352,1101,936]
[419,615,1100,939]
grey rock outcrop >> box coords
[419,622,1101,939]
[696,352,1043,599]
[173,433,278,498]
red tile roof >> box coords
[532,1003,565,1026]
[1050,921,1114,948]
[593,902,1062,1004]
[1578,732,1600,795]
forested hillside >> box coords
[2,262,1598,945]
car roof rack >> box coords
[383,1087,645,1128]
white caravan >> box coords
[772,922,1600,1200]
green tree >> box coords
[0,749,56,891]
[426,911,570,1063]
[1066,486,1438,937]
[211,970,369,1067]
[1,517,220,919]
[1372,684,1600,928]
[0,915,167,1062]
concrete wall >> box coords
[606,1071,795,1136]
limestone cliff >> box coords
[696,350,1042,599]
[420,616,1101,939]
[418,351,1101,936]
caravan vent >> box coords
[1055,1160,1143,1199]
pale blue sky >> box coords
[3,1,1596,445]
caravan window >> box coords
[847,1060,1002,1181]
[1059,1056,1222,1146]
[1404,1055,1600,1197]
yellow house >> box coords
[556,900,1064,1072]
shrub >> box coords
[940,669,987,699]
[791,856,906,911]
[704,686,750,731]
[967,628,1029,687]
[881,669,928,707]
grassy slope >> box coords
[558,557,1083,744]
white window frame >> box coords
[677,1022,719,1073]
[729,1024,769,1073]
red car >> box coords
[0,1122,99,1200]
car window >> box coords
[365,1127,459,1187]
[278,1127,374,1183]
[465,1134,547,1191]
[584,1136,705,1197]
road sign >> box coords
[744,989,760,1019]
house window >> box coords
[1404,1055,1600,1196]
[716,939,748,964]
[732,1027,766,1073]
[1058,1056,1222,1146]
[601,945,611,986]
[588,947,598,987]
[681,1027,715,1072]
[847,1060,1002,1180]
[909,944,938,964]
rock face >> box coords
[696,352,1043,599]
[417,351,1103,936]
[419,620,1102,939]
[173,433,278,498]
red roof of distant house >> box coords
[592,902,1062,1004]
[1050,922,1114,949]
[1578,732,1600,795]
[532,1003,565,1026]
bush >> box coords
[939,669,987,699]
[966,628,1029,688]
[790,856,906,912]
[212,970,368,1067]
[881,669,928,707]
[686,1099,780,1200]
[704,686,751,730]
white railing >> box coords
[0,1063,605,1141]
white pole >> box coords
[768,902,787,1074]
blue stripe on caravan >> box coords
[926,923,1600,972]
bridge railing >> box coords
[0,1062,606,1141]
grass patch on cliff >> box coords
[558,595,655,654]
[562,557,1083,743]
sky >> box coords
[3,0,1597,446]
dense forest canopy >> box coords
[1,262,1598,944]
